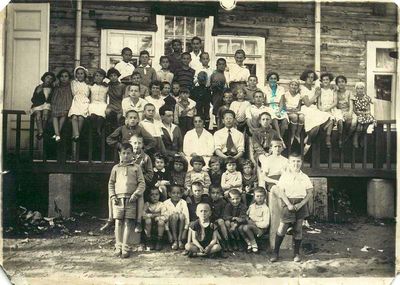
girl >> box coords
[150,152,170,201]
[241,159,258,206]
[89,68,108,136]
[208,156,223,187]
[284,79,304,145]
[221,157,242,198]
[317,73,341,147]
[169,154,188,187]
[335,75,357,145]
[230,87,251,132]
[161,81,177,110]
[31,71,56,140]
[68,66,90,141]
[264,72,289,143]
[184,156,211,196]
[352,82,375,148]
[145,81,165,121]
[51,69,73,142]
[106,68,126,127]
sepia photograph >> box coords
[0,0,397,284]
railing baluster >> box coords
[386,123,391,169]
[328,147,332,169]
[88,121,93,163]
[351,147,355,169]
[362,134,367,169]
[101,127,105,163]
[75,141,80,163]
[374,123,384,169]
[339,146,344,168]
[311,137,320,169]
[29,115,35,161]
[15,114,22,160]
[2,113,8,161]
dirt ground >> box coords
[2,214,395,284]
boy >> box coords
[217,89,234,129]
[243,187,270,253]
[174,87,197,136]
[185,203,222,257]
[186,181,211,222]
[173,52,195,90]
[130,135,154,187]
[189,36,203,72]
[228,49,250,92]
[106,68,126,127]
[114,47,134,83]
[245,90,269,135]
[171,81,181,100]
[160,104,183,158]
[134,50,157,88]
[270,152,313,263]
[156,56,174,84]
[161,81,177,110]
[221,157,243,198]
[131,71,150,98]
[168,39,183,74]
[194,52,213,87]
[210,58,228,118]
[223,188,248,251]
[251,111,279,161]
[121,84,148,119]
[190,71,212,125]
[244,75,262,103]
[209,185,229,250]
[145,81,165,121]
[108,143,145,258]
[139,103,166,154]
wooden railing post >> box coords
[15,114,22,160]
[374,123,384,169]
[29,115,35,161]
[386,123,391,169]
[2,112,8,161]
[311,137,320,169]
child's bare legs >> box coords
[288,114,298,144]
[272,119,281,140]
[177,213,186,249]
[114,218,123,256]
[169,214,179,249]
[353,123,361,148]
[337,120,344,147]
[43,110,50,128]
[279,119,288,141]
[155,218,165,250]
[71,115,80,139]
[296,114,305,142]
[322,119,334,148]
[52,116,66,141]
[185,242,221,257]
[121,218,135,258]
[34,111,44,139]
[135,197,143,233]
[242,224,262,252]
[144,217,153,239]
[100,197,114,231]
[270,222,290,262]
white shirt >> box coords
[258,154,288,177]
[214,127,245,154]
[189,51,203,73]
[139,118,163,137]
[163,199,190,229]
[228,63,250,82]
[121,97,148,118]
[247,203,270,229]
[114,61,135,80]
[284,90,303,110]
[230,101,251,123]
[194,65,213,87]
[277,170,313,199]
[183,128,215,158]
[156,69,174,84]
[145,96,165,121]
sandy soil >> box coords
[2,215,395,283]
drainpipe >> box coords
[315,1,321,77]
[74,0,82,67]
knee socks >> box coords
[294,239,302,255]
[274,234,285,254]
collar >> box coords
[154,168,166,173]
[118,161,135,167]
[139,64,151,68]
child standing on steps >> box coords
[108,143,145,258]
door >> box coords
[4,3,49,151]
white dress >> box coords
[300,85,331,132]
[68,80,90,117]
[88,84,108,117]
[264,85,289,121]
[320,88,343,121]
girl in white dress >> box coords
[264,72,288,142]
[283,79,304,145]
[68,66,90,141]
[89,69,108,136]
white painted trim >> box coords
[154,15,165,70]
[100,29,107,70]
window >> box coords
[367,42,397,120]
[100,29,156,70]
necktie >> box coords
[226,129,235,156]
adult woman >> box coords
[299,69,333,150]
[264,71,289,143]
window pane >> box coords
[375,74,392,101]
[186,17,195,37]
[231,40,243,53]
[245,40,257,55]
[196,18,205,37]
[175,17,184,36]
[217,39,229,54]
[124,35,138,54]
[108,33,124,54]
[138,35,153,54]
[165,17,174,37]
[376,48,396,70]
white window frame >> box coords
[366,41,397,121]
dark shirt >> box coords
[170,170,186,187]
[209,198,227,222]
[173,66,195,90]
[163,94,177,110]
[187,194,211,221]
[150,168,170,188]
[223,203,248,223]
[106,124,156,152]
[31,84,52,107]
[190,85,212,121]
[209,170,222,187]
[189,219,216,247]
[168,53,182,74]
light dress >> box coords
[88,83,108,117]
[68,79,90,117]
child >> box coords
[284,79,304,145]
[185,203,222,257]
[244,75,262,103]
[134,50,157,88]
[160,105,183,157]
[184,156,211,196]
[89,69,108,136]
[173,52,195,90]
[208,185,229,248]
[114,47,134,83]
[210,58,228,118]
[108,143,145,258]
[51,69,73,142]
[156,56,174,84]
[217,89,234,129]
[161,81,177,110]
[145,81,165,121]
[193,52,213,87]
[258,138,288,191]
[270,152,313,262]
[208,156,223,187]
[230,87,251,132]
[189,36,203,72]
[169,154,188,187]
[352,82,375,148]
[106,110,156,153]
[318,72,340,148]
[143,188,168,251]
[190,71,212,125]
[106,68,126,127]
[241,159,258,206]
[31,71,55,140]
[186,181,211,222]
[121,84,148,119]
[171,81,181,100]
[167,39,183,74]
[174,87,196,136]
[163,184,190,250]
[150,153,170,201]
[221,157,243,199]
[228,49,250,93]
[251,112,279,161]
[246,90,269,135]
[223,189,248,251]
[68,66,90,141]
[243,187,270,253]
[335,75,357,146]
[131,71,150,98]
[139,103,166,154]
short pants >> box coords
[112,197,137,220]
[280,197,309,223]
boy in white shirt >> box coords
[114,47,134,83]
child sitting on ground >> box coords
[209,185,229,251]
[242,187,270,253]
[223,189,248,251]
[185,203,222,258]
[108,143,145,258]
[143,188,168,251]
[221,157,243,199]
[150,152,170,201]
[163,184,190,250]
[169,154,188,187]
[184,155,211,196]
[241,159,258,206]
[208,156,223,187]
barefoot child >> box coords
[243,187,270,253]
[270,152,313,263]
[109,143,145,258]
[185,203,222,257]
